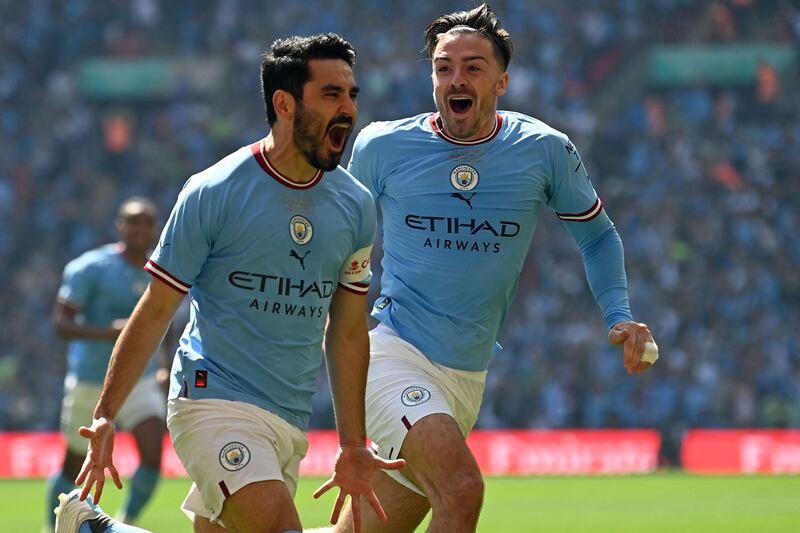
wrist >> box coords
[92,410,116,423]
[339,439,367,449]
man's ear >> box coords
[495,71,509,97]
[273,89,296,122]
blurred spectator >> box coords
[0,0,797,465]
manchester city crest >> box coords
[219,442,251,471]
[401,386,431,406]
[450,164,479,191]
[289,215,313,245]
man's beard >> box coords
[293,105,347,171]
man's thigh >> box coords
[329,414,479,533]
[193,479,300,533]
[330,468,430,533]
[398,413,482,503]
[218,479,301,533]
[167,398,307,526]
[365,326,484,496]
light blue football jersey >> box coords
[147,139,376,430]
[58,244,154,383]
[349,111,624,372]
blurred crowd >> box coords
[1,0,797,463]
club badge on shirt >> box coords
[290,215,313,245]
[450,164,479,191]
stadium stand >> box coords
[1,0,797,464]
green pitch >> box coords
[2,473,799,532]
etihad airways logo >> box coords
[405,215,520,237]
[228,271,334,299]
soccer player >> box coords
[55,33,403,533]
[45,197,167,531]
[329,5,658,533]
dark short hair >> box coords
[424,3,513,71]
[261,33,356,126]
[117,196,157,219]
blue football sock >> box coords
[46,471,76,528]
[119,466,160,523]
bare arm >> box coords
[94,278,184,420]
[76,278,184,502]
[52,300,123,342]
[324,287,370,446]
[316,287,404,532]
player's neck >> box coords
[263,132,319,184]
[441,111,498,142]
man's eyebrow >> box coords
[433,55,488,63]
[320,84,344,92]
[320,84,360,95]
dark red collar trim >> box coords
[428,113,503,145]
[250,138,323,189]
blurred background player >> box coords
[0,1,795,530]
[56,33,403,533]
[45,197,167,531]
[3,0,797,479]
[329,4,657,532]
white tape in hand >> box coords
[642,341,659,365]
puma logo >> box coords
[450,192,476,209]
[289,249,310,270]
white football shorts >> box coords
[365,323,487,496]
[166,398,308,525]
[60,374,165,452]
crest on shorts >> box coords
[401,386,431,406]
[450,165,479,191]
[219,442,251,471]
[289,215,313,245]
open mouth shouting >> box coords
[448,95,474,115]
[326,121,352,152]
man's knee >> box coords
[401,415,482,508]
[431,469,484,513]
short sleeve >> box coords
[57,258,95,308]
[546,135,603,222]
[347,126,383,199]
[146,177,219,293]
[338,192,377,294]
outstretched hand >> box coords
[313,445,405,533]
[608,320,657,374]
[74,416,122,504]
